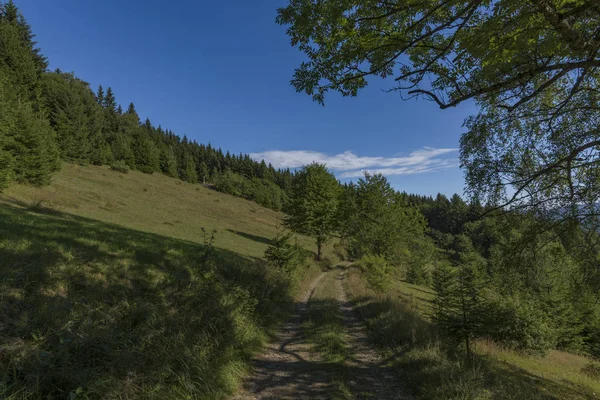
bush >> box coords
[406,262,431,285]
[333,242,348,261]
[480,292,556,354]
[358,254,393,293]
[264,230,309,282]
[214,170,286,210]
[110,160,129,173]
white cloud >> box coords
[250,147,458,177]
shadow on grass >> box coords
[227,229,273,246]
[349,292,597,400]
[0,200,294,399]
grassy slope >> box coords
[344,269,600,400]
[2,163,316,259]
[0,163,320,399]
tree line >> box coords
[0,1,293,210]
[282,163,600,358]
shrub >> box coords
[110,160,129,173]
[358,254,393,293]
[264,229,309,282]
[406,262,431,285]
[333,242,348,261]
[214,171,286,210]
[480,292,556,354]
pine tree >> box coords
[11,104,60,186]
[432,235,485,359]
[96,84,104,105]
[132,129,159,174]
[179,148,197,183]
[103,87,117,112]
[159,144,178,178]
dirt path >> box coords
[233,272,331,400]
[234,268,410,400]
[335,269,410,399]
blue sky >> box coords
[17,0,477,196]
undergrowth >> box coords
[343,268,600,400]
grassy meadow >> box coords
[0,163,321,399]
[344,269,600,400]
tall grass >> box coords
[344,269,600,400]
[0,200,300,399]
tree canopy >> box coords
[277,0,600,219]
[285,162,340,260]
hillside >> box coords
[2,163,312,259]
[0,163,320,399]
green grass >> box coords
[0,163,321,399]
[303,270,352,399]
[344,268,600,400]
[2,163,320,259]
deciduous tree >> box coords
[285,163,340,260]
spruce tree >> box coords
[11,104,60,186]
[179,149,197,183]
[96,84,104,105]
[264,228,304,277]
[103,87,117,113]
[132,129,159,174]
[0,148,12,189]
[159,144,178,178]
[0,77,15,189]
[42,72,98,161]
[431,261,456,330]
[432,235,485,359]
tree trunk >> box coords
[465,334,472,362]
[316,239,322,261]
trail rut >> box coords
[234,268,410,399]
[335,269,410,399]
[233,272,329,399]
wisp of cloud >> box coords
[250,147,458,178]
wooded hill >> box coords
[0,0,292,210]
